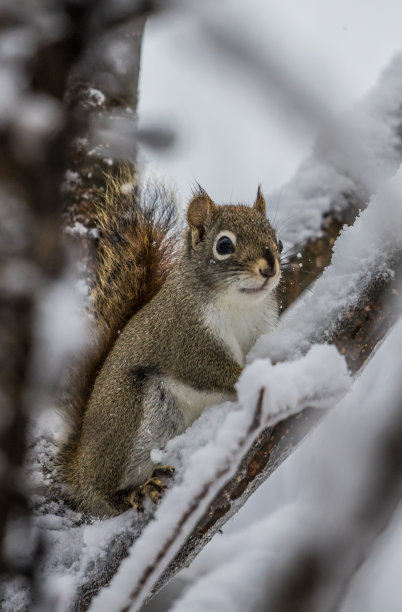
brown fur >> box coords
[56,169,178,494]
[57,186,281,517]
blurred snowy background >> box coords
[138,0,402,203]
[1,0,402,611]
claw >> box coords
[128,489,144,513]
[152,465,175,479]
[145,485,162,504]
[146,477,167,491]
[128,465,175,513]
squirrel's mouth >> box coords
[238,270,281,295]
[239,278,269,294]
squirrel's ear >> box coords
[187,188,218,242]
[253,185,266,215]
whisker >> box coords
[273,211,304,234]
[280,239,309,258]
[281,265,320,277]
[271,190,282,229]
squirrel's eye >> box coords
[278,239,283,253]
[216,236,235,255]
[213,231,237,261]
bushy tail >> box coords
[92,168,178,337]
[56,168,178,485]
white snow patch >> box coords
[62,170,81,193]
[64,221,99,240]
[85,88,106,107]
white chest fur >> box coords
[165,378,228,427]
[204,290,278,366]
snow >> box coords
[2,8,402,606]
[90,345,350,612]
[85,87,106,107]
[64,221,99,239]
[167,309,402,612]
[62,170,82,193]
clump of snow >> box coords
[64,221,99,239]
[238,344,350,425]
[62,170,81,193]
[85,87,106,107]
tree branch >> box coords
[148,260,402,602]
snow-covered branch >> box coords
[276,53,402,310]
[131,167,402,610]
[167,299,402,612]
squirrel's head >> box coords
[184,186,282,300]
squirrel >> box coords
[56,169,282,518]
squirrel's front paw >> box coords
[151,464,175,479]
[129,465,175,513]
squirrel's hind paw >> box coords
[129,465,175,513]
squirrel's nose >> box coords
[259,265,275,278]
